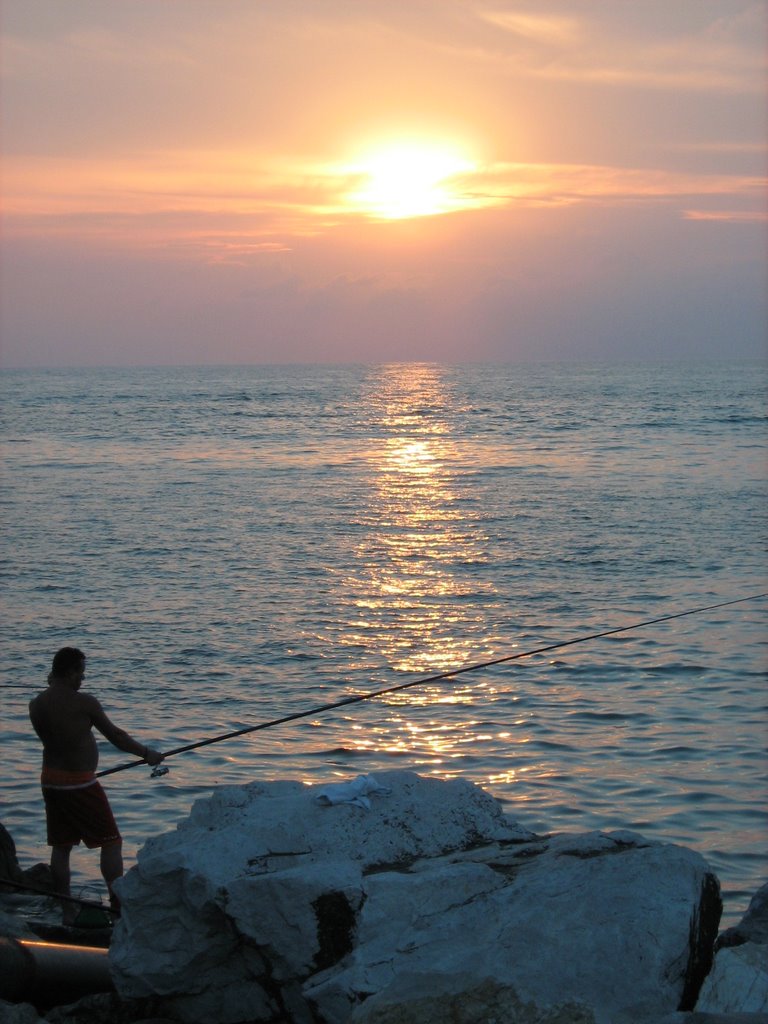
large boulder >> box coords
[110,772,721,1024]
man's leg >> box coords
[100,841,124,914]
[50,843,75,924]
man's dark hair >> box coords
[50,647,85,679]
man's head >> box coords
[49,647,86,686]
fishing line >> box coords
[0,876,108,912]
[96,591,767,779]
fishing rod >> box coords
[96,591,767,779]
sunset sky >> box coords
[1,0,766,367]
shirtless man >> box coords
[29,647,163,921]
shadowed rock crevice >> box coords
[363,857,417,877]
[557,835,648,859]
[678,872,722,1010]
[312,892,357,971]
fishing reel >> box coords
[150,764,170,778]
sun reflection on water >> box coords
[341,363,496,675]
[331,363,509,767]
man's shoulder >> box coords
[75,690,102,710]
[33,686,100,712]
[29,691,45,715]
[29,687,53,709]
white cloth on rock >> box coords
[315,774,392,809]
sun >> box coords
[345,141,477,220]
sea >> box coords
[1,361,766,927]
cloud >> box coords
[468,162,765,206]
[182,239,294,267]
[682,210,768,223]
[473,1,766,94]
[4,145,762,264]
[477,11,581,46]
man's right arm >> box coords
[87,696,164,765]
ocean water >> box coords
[1,361,766,927]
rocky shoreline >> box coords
[2,773,766,1024]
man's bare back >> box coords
[29,653,163,772]
[29,686,102,772]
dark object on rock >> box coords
[21,863,54,891]
[0,821,54,897]
[0,937,113,1010]
[0,824,25,888]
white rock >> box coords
[696,942,768,1014]
[110,772,720,1024]
[307,830,719,1024]
[346,972,597,1024]
[695,881,768,1015]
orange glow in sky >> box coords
[0,1,766,366]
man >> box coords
[29,647,163,922]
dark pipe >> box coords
[0,937,113,1008]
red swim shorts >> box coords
[41,768,122,849]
